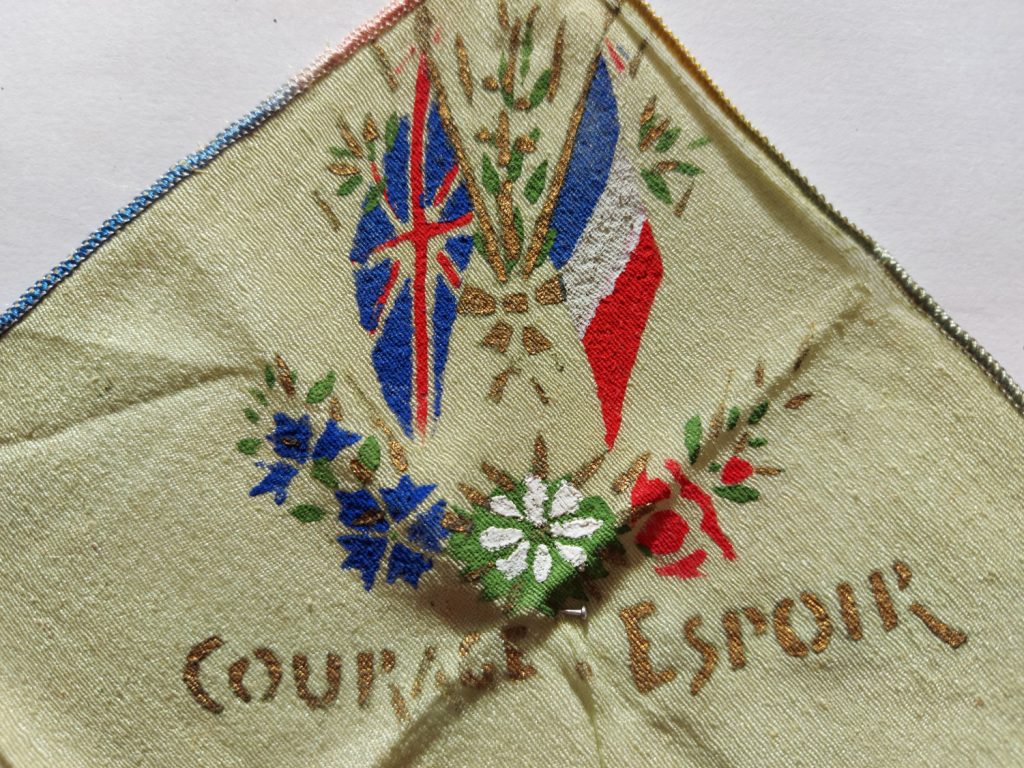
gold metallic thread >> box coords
[640,95,657,126]
[733,431,750,454]
[274,354,295,395]
[363,114,380,143]
[292,653,342,710]
[481,462,517,492]
[531,377,551,405]
[499,180,520,257]
[483,75,500,91]
[501,626,538,680]
[457,285,498,315]
[533,434,549,479]
[612,452,650,494]
[629,38,647,78]
[618,602,677,694]
[312,190,341,232]
[548,20,565,101]
[869,571,898,631]
[742,607,769,634]
[458,633,497,688]
[800,592,833,654]
[772,599,809,658]
[522,325,553,355]
[338,118,364,158]
[785,393,813,410]
[534,276,565,305]
[442,510,472,533]
[253,648,282,701]
[684,616,718,696]
[755,466,783,477]
[458,483,490,507]
[454,34,474,103]
[482,320,514,353]
[909,604,968,649]
[497,111,512,167]
[228,657,252,702]
[674,181,695,218]
[183,636,224,714]
[572,452,606,487]
[639,118,670,151]
[351,458,374,485]
[357,651,375,707]
[420,41,506,281]
[722,611,746,670]
[389,684,411,723]
[328,395,344,422]
[372,417,408,473]
[411,646,437,699]
[836,582,864,641]
[893,560,913,591]
[524,14,616,277]
[503,20,521,95]
[754,359,765,387]
[371,41,399,92]
[502,292,529,313]
[576,661,594,681]
[497,0,510,31]
[380,649,397,673]
[489,366,519,403]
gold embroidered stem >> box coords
[418,16,506,282]
[548,20,566,101]
[522,11,619,278]
[612,452,650,494]
[371,41,399,92]
[311,190,341,232]
[454,34,473,103]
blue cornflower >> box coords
[250,414,360,504]
[336,476,450,590]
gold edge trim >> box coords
[625,0,1024,417]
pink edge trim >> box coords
[291,0,428,94]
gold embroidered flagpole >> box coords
[522,4,621,279]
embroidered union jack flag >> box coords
[349,55,474,438]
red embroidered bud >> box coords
[721,457,754,486]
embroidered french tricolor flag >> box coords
[548,56,664,449]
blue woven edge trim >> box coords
[0,81,303,338]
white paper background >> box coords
[0,1,1021,382]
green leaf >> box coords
[748,401,770,425]
[237,438,262,455]
[310,459,339,490]
[358,436,381,472]
[684,415,702,465]
[524,160,548,204]
[385,113,399,151]
[473,230,486,255]
[673,163,704,177]
[243,408,260,424]
[264,364,276,389]
[726,406,741,431]
[482,155,501,196]
[363,183,383,213]
[655,127,681,153]
[512,207,525,256]
[366,140,377,162]
[539,227,557,265]
[507,149,524,182]
[336,174,363,197]
[520,23,534,80]
[688,136,711,149]
[749,437,768,448]
[529,69,551,109]
[714,485,760,504]
[641,169,672,204]
[249,388,269,406]
[329,146,354,159]
[708,462,722,473]
[306,371,337,404]
[640,118,657,144]
[290,504,328,523]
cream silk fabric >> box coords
[0,1,1021,766]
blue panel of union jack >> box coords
[348,54,474,438]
